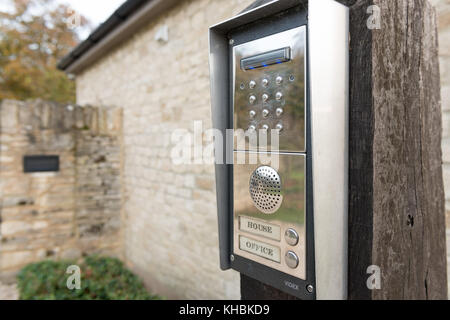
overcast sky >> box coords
[0,0,127,39]
[60,0,127,39]
[59,0,127,26]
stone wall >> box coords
[75,0,255,299]
[0,99,122,281]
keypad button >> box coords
[262,94,269,102]
[262,109,269,118]
[249,81,256,89]
[249,95,256,104]
[276,76,283,85]
[262,78,269,87]
[275,92,283,101]
[276,108,284,117]
[276,123,284,132]
[248,125,256,132]
[285,251,299,269]
[261,124,269,131]
[249,110,256,118]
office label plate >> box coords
[239,236,281,262]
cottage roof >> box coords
[58,0,270,74]
[58,0,177,74]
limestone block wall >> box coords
[75,0,255,299]
[0,100,122,281]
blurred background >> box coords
[0,0,449,300]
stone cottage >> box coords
[59,0,259,300]
[1,0,449,299]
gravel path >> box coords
[0,283,19,300]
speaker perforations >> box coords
[249,166,283,214]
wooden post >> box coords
[241,0,448,300]
[348,0,447,300]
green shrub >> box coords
[17,256,161,300]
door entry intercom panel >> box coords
[209,0,349,300]
[233,27,306,153]
[233,26,307,280]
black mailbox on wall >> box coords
[23,155,60,173]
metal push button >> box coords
[285,251,299,269]
[285,228,299,246]
[276,108,283,117]
[276,76,283,85]
[276,123,284,132]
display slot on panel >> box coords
[240,47,291,70]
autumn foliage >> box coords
[0,0,89,103]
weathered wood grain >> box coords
[348,0,375,300]
[368,0,447,300]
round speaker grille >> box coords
[249,166,283,214]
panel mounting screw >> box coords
[229,39,234,45]
[307,285,314,293]
[230,255,235,262]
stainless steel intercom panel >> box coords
[209,0,349,300]
[233,26,307,280]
